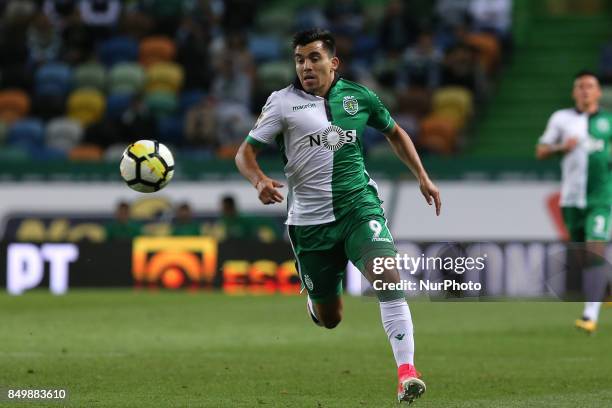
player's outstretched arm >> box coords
[535,138,578,160]
[235,141,284,205]
[384,123,441,216]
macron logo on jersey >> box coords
[292,103,317,112]
[308,125,357,151]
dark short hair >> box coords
[221,195,235,207]
[292,29,336,56]
[574,69,600,81]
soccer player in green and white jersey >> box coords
[536,70,612,334]
[235,29,441,404]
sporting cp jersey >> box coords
[538,108,612,208]
[246,76,395,225]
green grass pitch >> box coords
[0,291,610,407]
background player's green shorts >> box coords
[288,189,397,303]
[562,206,612,242]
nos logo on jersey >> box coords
[309,125,356,151]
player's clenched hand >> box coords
[562,137,579,153]
[256,178,284,205]
[419,177,441,216]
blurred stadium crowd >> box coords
[104,196,283,243]
[0,0,515,161]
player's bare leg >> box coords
[308,296,343,329]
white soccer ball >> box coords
[120,140,174,193]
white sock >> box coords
[380,298,414,366]
[582,302,602,322]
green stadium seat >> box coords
[74,62,107,92]
[109,63,145,94]
[145,91,178,118]
[0,145,28,160]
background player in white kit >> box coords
[536,70,612,333]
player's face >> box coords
[572,75,601,109]
[294,41,339,96]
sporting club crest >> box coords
[342,95,358,115]
[304,274,314,291]
[596,118,610,133]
